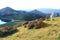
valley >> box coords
[0,7,60,40]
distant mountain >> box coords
[0,7,60,21]
[37,8,60,16]
[28,10,46,18]
[18,10,45,21]
[37,8,60,13]
[0,7,45,21]
[0,7,20,16]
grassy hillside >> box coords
[0,17,60,40]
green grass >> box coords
[0,17,60,40]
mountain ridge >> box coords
[0,7,60,21]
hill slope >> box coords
[0,17,60,40]
[0,7,45,21]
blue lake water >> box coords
[0,20,7,25]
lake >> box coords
[0,20,7,25]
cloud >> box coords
[0,0,60,10]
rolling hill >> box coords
[0,17,60,40]
[0,7,60,40]
[0,7,46,21]
[0,7,60,21]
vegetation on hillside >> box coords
[0,13,43,21]
[0,20,26,37]
[23,18,48,29]
[0,17,60,40]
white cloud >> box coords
[0,0,60,10]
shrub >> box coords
[23,18,47,29]
[0,25,17,36]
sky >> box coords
[0,0,60,10]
